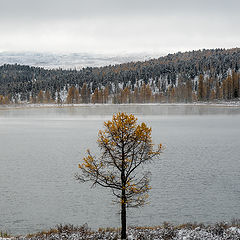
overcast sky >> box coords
[0,0,239,55]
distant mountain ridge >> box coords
[0,48,239,104]
[0,52,158,69]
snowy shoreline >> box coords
[1,101,240,110]
[1,222,240,240]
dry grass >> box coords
[3,220,240,240]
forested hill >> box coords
[0,48,240,104]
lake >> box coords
[0,104,240,235]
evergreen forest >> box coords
[0,48,240,105]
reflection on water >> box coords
[0,105,240,235]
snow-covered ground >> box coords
[0,52,160,70]
[1,101,240,111]
[1,223,240,240]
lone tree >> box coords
[76,112,163,239]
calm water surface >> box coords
[0,104,240,234]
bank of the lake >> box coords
[1,101,240,110]
[1,222,240,240]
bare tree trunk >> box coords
[121,140,127,240]
[121,191,127,239]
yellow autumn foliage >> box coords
[76,112,163,238]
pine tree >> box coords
[198,74,204,101]
[37,90,44,103]
[81,83,90,104]
[76,113,163,239]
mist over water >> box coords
[0,105,240,235]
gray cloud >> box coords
[1,0,239,21]
[0,0,239,54]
